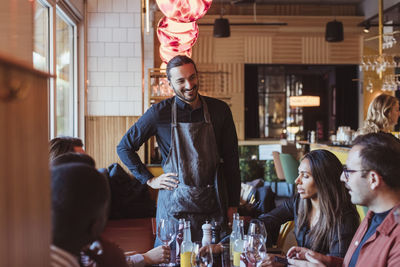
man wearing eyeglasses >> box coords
[286,132,400,267]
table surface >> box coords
[102,218,156,253]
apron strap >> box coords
[200,96,211,124]
[172,98,177,126]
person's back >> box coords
[49,137,156,219]
[50,163,125,267]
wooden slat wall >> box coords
[188,15,364,139]
[0,57,50,267]
[244,36,272,63]
[85,116,142,169]
[206,4,357,16]
[272,36,303,63]
[328,36,362,63]
[302,37,329,64]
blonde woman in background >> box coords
[356,94,400,135]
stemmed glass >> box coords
[247,219,268,245]
[191,242,213,267]
[157,219,177,266]
[244,235,267,267]
[366,78,373,93]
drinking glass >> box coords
[247,219,267,245]
[192,242,213,267]
[220,243,231,267]
[244,235,267,267]
[158,219,177,266]
[366,79,373,93]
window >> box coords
[33,0,79,138]
[33,1,49,72]
[56,10,76,136]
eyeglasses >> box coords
[342,165,369,180]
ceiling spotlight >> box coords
[363,22,370,33]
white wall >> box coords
[87,0,154,116]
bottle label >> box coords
[233,251,242,267]
[176,233,183,262]
[230,239,234,260]
[181,251,192,267]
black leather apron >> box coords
[155,96,223,245]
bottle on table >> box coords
[180,220,193,267]
[176,218,185,264]
[229,213,240,261]
[232,220,244,267]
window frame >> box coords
[34,0,81,139]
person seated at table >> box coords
[283,133,400,267]
[51,162,128,267]
[356,93,399,135]
[51,152,96,168]
[49,136,156,219]
[51,159,169,267]
[259,149,359,266]
[49,137,85,161]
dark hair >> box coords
[49,137,84,161]
[51,163,110,249]
[166,55,198,81]
[353,132,400,188]
[51,152,96,168]
[297,149,358,253]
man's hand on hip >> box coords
[146,173,179,190]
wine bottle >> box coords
[180,220,193,267]
[233,220,244,267]
[229,213,240,261]
[175,218,185,264]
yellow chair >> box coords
[276,220,295,250]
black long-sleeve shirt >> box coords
[117,95,241,207]
[259,195,359,257]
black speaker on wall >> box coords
[325,20,343,42]
[213,18,230,38]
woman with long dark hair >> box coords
[260,149,359,266]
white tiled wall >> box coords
[87,0,154,116]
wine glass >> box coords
[244,235,267,267]
[247,219,267,245]
[158,219,177,265]
[192,242,213,267]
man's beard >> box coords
[174,85,199,103]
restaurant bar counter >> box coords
[310,143,350,164]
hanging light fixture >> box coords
[213,0,230,38]
[213,18,230,37]
[289,96,320,107]
[325,19,344,42]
